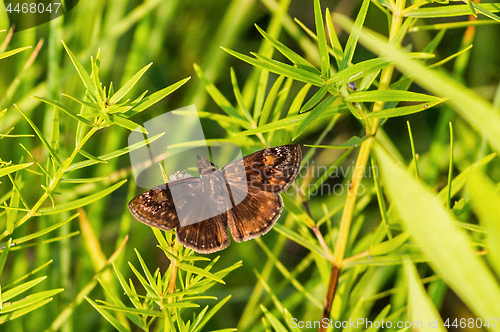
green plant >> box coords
[0,39,188,326]
[181,0,500,331]
[87,228,241,332]
[1,0,500,331]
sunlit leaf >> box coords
[38,180,127,215]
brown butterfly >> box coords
[128,145,302,254]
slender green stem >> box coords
[371,0,405,131]
[371,156,391,239]
[313,227,333,261]
[447,122,454,209]
[407,121,420,179]
[331,137,374,266]
[168,257,178,299]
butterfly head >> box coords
[197,155,217,176]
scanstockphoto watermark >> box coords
[245,160,378,197]
[282,160,379,198]
[289,317,437,330]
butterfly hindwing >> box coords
[176,212,230,253]
[227,185,283,242]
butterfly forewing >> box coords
[223,145,301,194]
[129,183,184,231]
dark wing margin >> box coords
[176,212,230,254]
[222,144,302,194]
[128,178,201,231]
[227,186,283,242]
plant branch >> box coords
[319,1,406,328]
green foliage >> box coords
[0,27,188,329]
[1,0,500,331]
[87,229,241,331]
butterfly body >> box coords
[129,145,301,253]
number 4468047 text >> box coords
[444,318,498,329]
[6,3,62,14]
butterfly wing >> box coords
[222,145,301,242]
[174,171,232,253]
[222,144,301,195]
[226,186,283,242]
[128,178,201,231]
[129,172,232,254]
[176,212,230,253]
[171,171,233,227]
